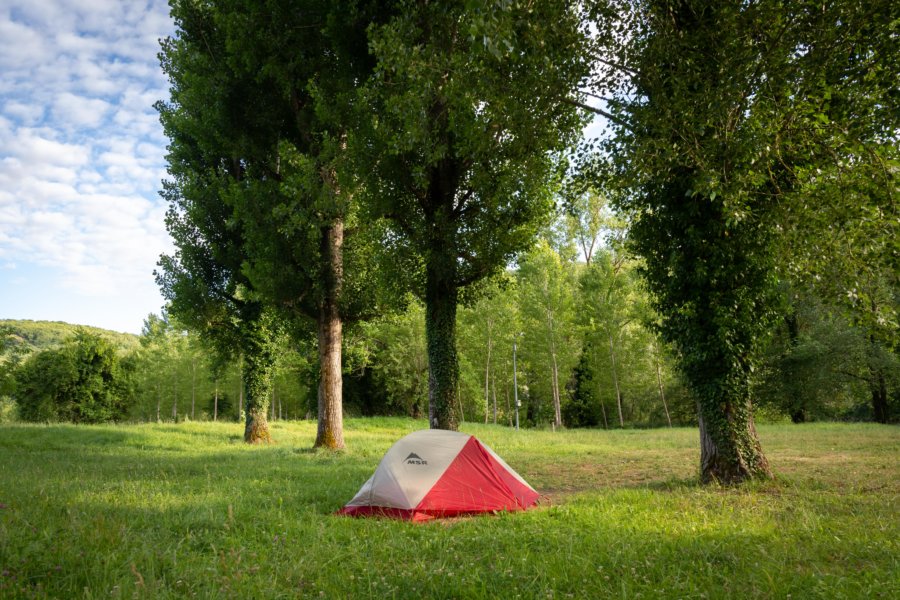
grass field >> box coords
[0,419,897,599]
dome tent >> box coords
[338,429,539,521]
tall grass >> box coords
[0,419,897,598]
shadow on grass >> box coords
[0,425,376,521]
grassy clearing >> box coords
[0,419,897,599]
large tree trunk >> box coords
[696,398,771,484]
[314,220,345,449]
[425,252,460,431]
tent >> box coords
[338,429,540,521]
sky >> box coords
[0,0,175,334]
[0,1,607,335]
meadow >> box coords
[0,419,897,599]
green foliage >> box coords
[348,217,684,430]
[0,420,896,598]
[563,346,602,427]
[516,238,580,426]
[13,330,134,424]
[124,313,313,424]
[758,287,900,422]
[456,276,520,425]
[0,398,17,424]
[597,1,898,451]
[207,391,234,422]
[156,0,407,446]
[358,302,430,418]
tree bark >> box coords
[425,252,460,431]
[491,374,498,425]
[697,399,772,484]
[550,351,562,428]
[314,220,345,449]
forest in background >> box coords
[2,205,895,428]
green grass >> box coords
[0,419,897,599]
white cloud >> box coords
[52,92,113,129]
[3,101,45,125]
[0,0,175,331]
[0,18,51,69]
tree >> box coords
[154,0,300,444]
[564,344,603,427]
[769,0,900,423]
[757,285,898,422]
[360,0,591,429]
[599,0,783,482]
[157,0,398,448]
[361,301,430,418]
[595,0,898,480]
[0,325,26,399]
[578,249,634,427]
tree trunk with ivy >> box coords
[242,309,275,444]
[425,234,460,431]
[243,366,272,444]
[634,179,774,483]
[693,367,771,483]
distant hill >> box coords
[0,319,140,356]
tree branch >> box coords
[561,97,632,131]
[590,55,640,77]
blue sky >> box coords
[0,0,174,333]
[0,1,608,335]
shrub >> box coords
[13,330,134,423]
